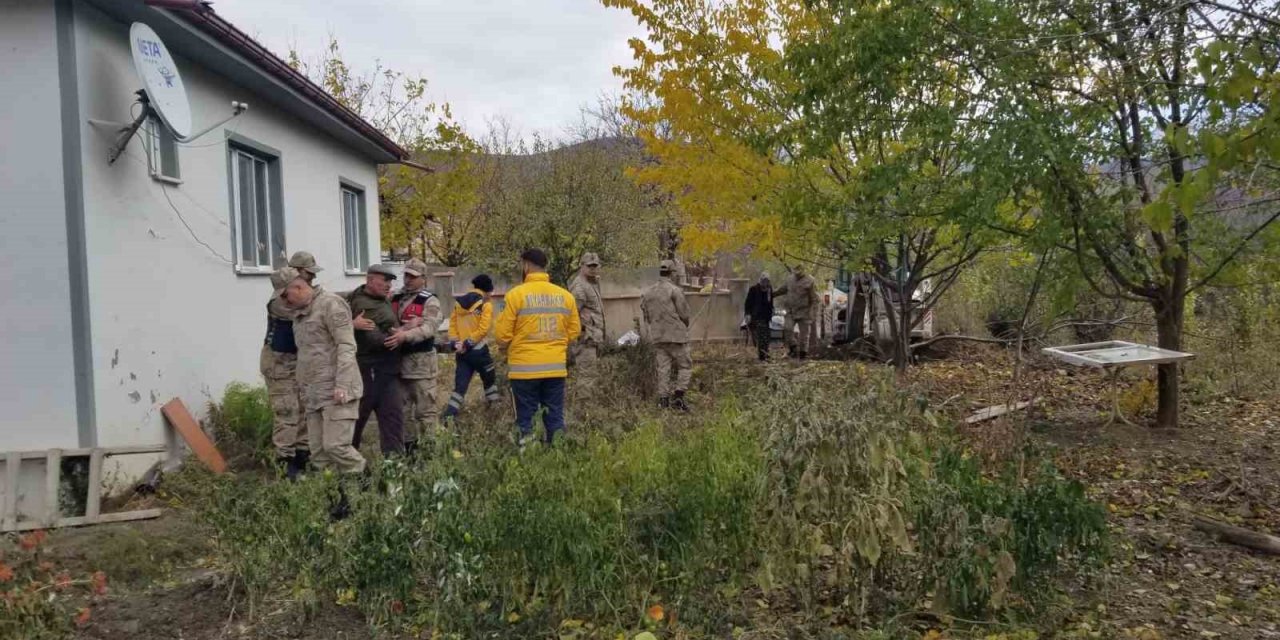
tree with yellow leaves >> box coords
[603,0,1017,370]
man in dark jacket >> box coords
[345,264,406,456]
[744,273,774,361]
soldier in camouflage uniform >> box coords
[774,266,821,358]
[389,259,442,457]
[262,267,308,478]
[288,251,323,284]
[283,276,365,476]
[568,252,605,368]
[640,260,693,411]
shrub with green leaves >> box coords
[199,364,1106,636]
[910,449,1107,617]
[203,418,762,635]
[749,367,1107,622]
[205,383,273,465]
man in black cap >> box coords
[744,273,774,361]
[345,264,406,456]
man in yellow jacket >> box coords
[442,274,499,420]
[495,249,581,449]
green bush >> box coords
[200,366,1107,636]
[203,418,762,635]
[749,367,1107,622]
[910,449,1107,617]
[205,383,273,465]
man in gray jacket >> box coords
[640,260,692,411]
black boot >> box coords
[328,485,352,521]
[403,440,419,459]
[799,351,808,360]
[658,396,670,409]
[286,450,310,482]
[672,391,690,412]
[788,345,798,359]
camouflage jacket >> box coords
[568,275,605,344]
[392,286,442,379]
[640,278,691,344]
[294,288,363,411]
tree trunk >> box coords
[892,287,911,374]
[1153,295,1184,429]
[848,278,867,341]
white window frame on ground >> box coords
[227,138,285,274]
[144,116,180,184]
[340,181,369,274]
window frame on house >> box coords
[226,134,285,275]
[339,179,369,274]
[144,115,181,184]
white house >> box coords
[0,0,407,489]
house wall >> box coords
[0,0,82,451]
[73,3,381,463]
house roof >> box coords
[84,0,408,163]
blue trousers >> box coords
[442,346,499,418]
[510,377,566,443]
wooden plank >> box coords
[86,449,103,519]
[4,508,165,532]
[161,398,227,474]
[57,509,165,528]
[3,452,19,532]
[1194,516,1280,555]
[964,399,1039,424]
[44,449,62,527]
[17,444,167,460]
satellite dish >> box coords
[129,22,191,138]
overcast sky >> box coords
[211,0,644,139]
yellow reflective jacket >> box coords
[494,272,581,379]
[448,289,493,348]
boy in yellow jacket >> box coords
[495,249,581,448]
[442,274,498,419]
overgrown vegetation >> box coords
[0,531,107,640]
[203,382,273,467]
[195,360,1106,637]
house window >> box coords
[229,143,284,272]
[341,184,369,272]
[145,116,180,182]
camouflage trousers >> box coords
[570,341,600,384]
[400,376,439,445]
[570,341,599,366]
[265,375,307,458]
[654,342,692,398]
[305,401,365,474]
[785,316,813,354]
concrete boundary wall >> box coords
[421,267,750,344]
